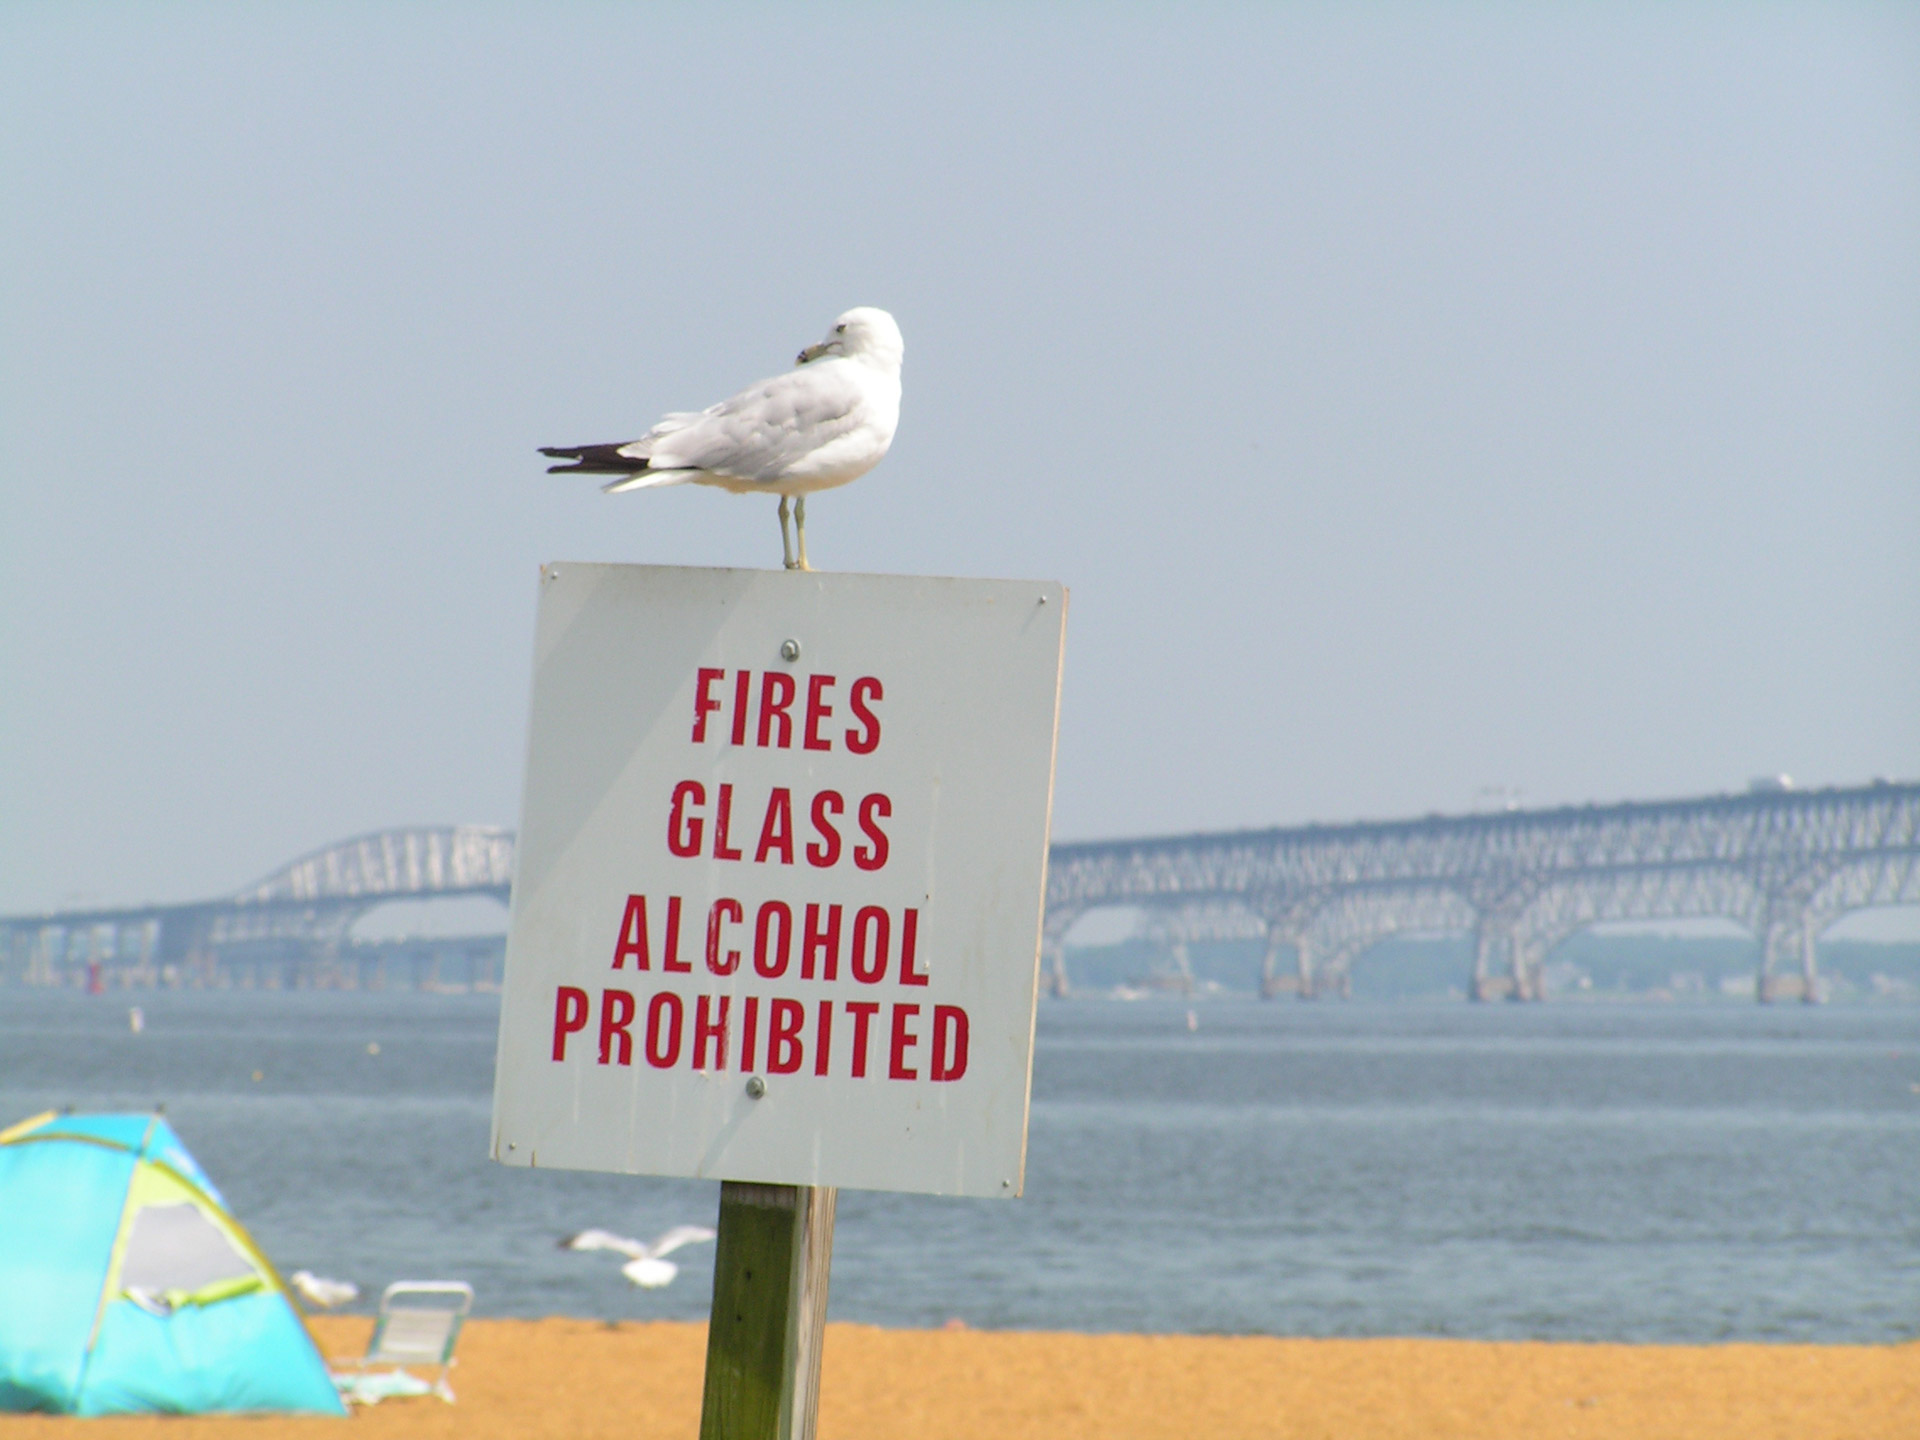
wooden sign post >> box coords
[490,565,1066,1440]
[699,1183,835,1440]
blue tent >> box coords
[0,1111,345,1416]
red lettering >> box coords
[758,671,796,748]
[730,669,752,746]
[814,1001,833,1076]
[845,676,882,754]
[899,908,927,985]
[739,995,760,1072]
[599,989,635,1065]
[804,674,836,751]
[807,791,843,867]
[802,903,841,981]
[691,667,725,742]
[889,1003,922,1080]
[612,894,650,970]
[552,986,589,1061]
[851,906,890,984]
[706,898,743,974]
[713,784,743,861]
[755,788,795,864]
[667,782,705,857]
[662,896,690,972]
[645,992,683,1067]
[753,901,792,978]
[854,793,891,871]
[767,999,805,1074]
[847,1001,879,1078]
[693,995,730,1069]
[931,1005,969,1081]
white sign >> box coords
[490,564,1066,1199]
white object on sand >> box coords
[333,1369,433,1405]
[559,1224,717,1289]
[291,1270,361,1308]
[540,307,903,572]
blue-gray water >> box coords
[3,989,1916,1343]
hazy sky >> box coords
[3,4,1916,916]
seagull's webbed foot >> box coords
[796,494,812,572]
[778,495,797,571]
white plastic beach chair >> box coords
[332,1280,473,1403]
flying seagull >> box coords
[541,307,904,572]
[558,1224,718,1289]
[289,1270,360,1309]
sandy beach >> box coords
[1,1317,1913,1439]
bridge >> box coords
[0,826,513,991]
[1043,779,1920,1001]
[3,781,1916,999]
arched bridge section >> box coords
[1042,781,1920,1001]
[234,826,514,907]
[2,826,513,987]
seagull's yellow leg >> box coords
[796,494,812,572]
[778,495,797,570]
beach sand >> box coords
[3,1317,1915,1438]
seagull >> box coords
[541,307,904,572]
[558,1224,718,1289]
[289,1270,360,1308]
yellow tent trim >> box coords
[84,1115,161,1353]
[151,1274,267,1311]
[0,1110,59,1145]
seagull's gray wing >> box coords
[560,1228,646,1260]
[635,366,868,483]
[642,1224,719,1260]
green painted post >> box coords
[698,1182,837,1440]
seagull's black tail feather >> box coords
[540,443,649,476]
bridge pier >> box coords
[1511,938,1545,1002]
[1254,899,1320,999]
[1258,928,1302,1000]
[1800,922,1822,1004]
[1043,941,1070,999]
[1471,923,1509,1002]
[1168,940,1195,997]
[1318,947,1355,999]
[1755,912,1822,1004]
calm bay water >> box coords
[2,988,1916,1342]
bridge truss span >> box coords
[1,825,514,991]
[234,825,515,906]
[1042,781,1920,1001]
[6,786,1917,999]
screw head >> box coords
[780,638,801,662]
[745,1075,767,1099]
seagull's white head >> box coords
[797,306,903,373]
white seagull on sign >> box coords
[541,307,904,573]
[559,1225,718,1289]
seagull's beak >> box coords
[796,340,842,365]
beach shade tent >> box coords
[0,1110,346,1416]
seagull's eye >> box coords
[835,324,846,333]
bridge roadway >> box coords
[0,826,514,991]
[1044,779,1920,1000]
[3,781,1915,1000]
